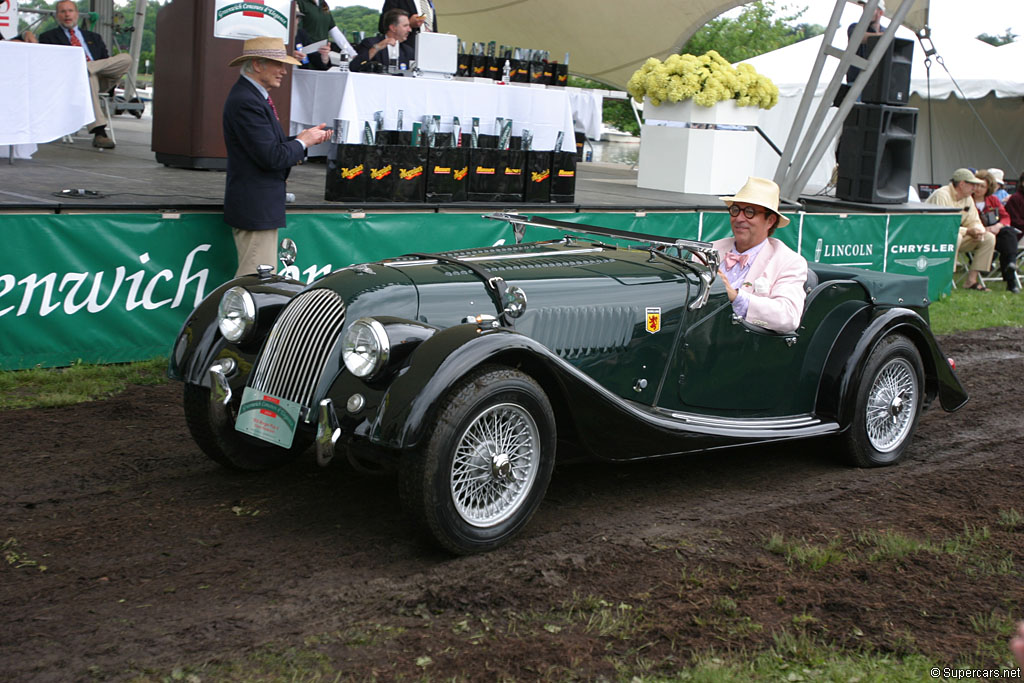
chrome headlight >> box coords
[217,286,256,342]
[342,318,390,378]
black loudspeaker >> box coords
[837,103,917,204]
[861,36,913,105]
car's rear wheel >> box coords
[399,366,556,555]
[183,384,303,471]
[840,334,923,467]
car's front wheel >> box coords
[400,366,556,554]
[183,384,303,471]
[840,334,924,467]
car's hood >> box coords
[308,241,702,336]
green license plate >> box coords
[235,386,301,448]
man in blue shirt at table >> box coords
[39,0,133,149]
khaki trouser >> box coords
[957,227,997,272]
[233,228,278,278]
[86,53,133,130]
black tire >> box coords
[183,384,303,472]
[839,334,924,467]
[399,366,556,555]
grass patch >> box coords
[764,532,847,570]
[562,594,646,640]
[0,357,168,409]
[853,528,930,562]
[928,287,1023,335]
[997,508,1024,531]
[664,630,944,682]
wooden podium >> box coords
[152,0,293,170]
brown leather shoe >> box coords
[92,134,115,149]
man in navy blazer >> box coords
[223,37,332,277]
[39,0,133,148]
[351,9,415,73]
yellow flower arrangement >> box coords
[626,50,779,110]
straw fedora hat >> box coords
[719,176,790,228]
[228,36,301,67]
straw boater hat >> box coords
[719,176,791,228]
[228,36,301,67]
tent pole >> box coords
[776,0,883,198]
[779,0,916,200]
[772,0,846,190]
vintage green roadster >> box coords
[169,213,967,554]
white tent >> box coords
[442,0,930,91]
[739,24,1024,193]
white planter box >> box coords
[637,98,760,195]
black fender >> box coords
[168,274,306,387]
[367,323,566,451]
[819,307,968,426]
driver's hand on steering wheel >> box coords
[718,270,738,302]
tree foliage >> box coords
[574,1,823,136]
[680,0,822,64]
[976,29,1017,46]
[331,5,381,42]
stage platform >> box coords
[1,114,947,215]
[0,115,709,212]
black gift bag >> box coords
[511,59,529,83]
[325,144,368,202]
[524,151,552,203]
[554,63,568,87]
[550,150,576,203]
[468,149,525,202]
[528,61,546,85]
[457,52,470,77]
[426,147,469,203]
[542,63,554,85]
[471,54,488,78]
[375,130,414,146]
[365,145,427,202]
[485,56,502,80]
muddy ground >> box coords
[2,328,1023,681]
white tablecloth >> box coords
[0,42,94,151]
[291,70,578,156]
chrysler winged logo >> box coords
[894,255,951,272]
[645,307,661,334]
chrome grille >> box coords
[249,289,346,416]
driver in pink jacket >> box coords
[714,177,808,334]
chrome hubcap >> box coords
[450,403,540,527]
[865,358,918,453]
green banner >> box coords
[0,210,960,370]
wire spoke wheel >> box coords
[400,366,555,555]
[450,403,540,527]
[839,334,924,468]
[864,357,918,453]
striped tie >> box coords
[419,0,433,31]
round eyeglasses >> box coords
[728,205,771,219]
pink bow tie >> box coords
[724,252,749,269]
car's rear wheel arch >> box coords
[817,311,938,424]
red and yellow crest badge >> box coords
[645,307,661,334]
